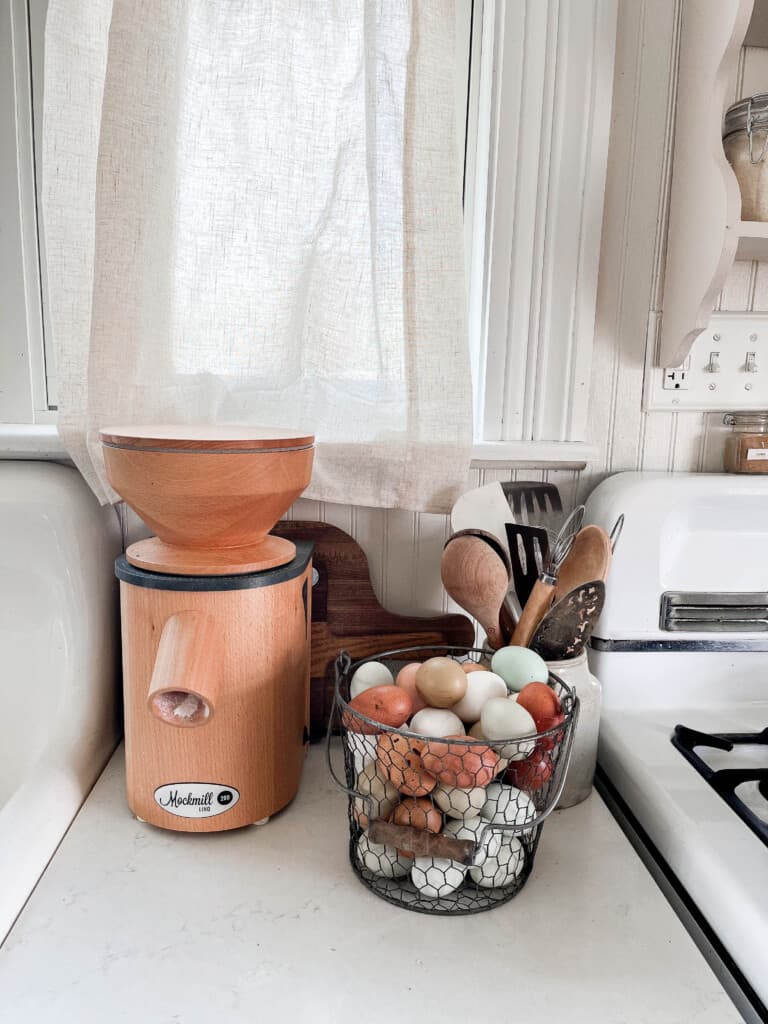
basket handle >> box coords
[325,652,367,799]
[368,822,477,865]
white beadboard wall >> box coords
[580,1,768,507]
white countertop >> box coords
[0,745,740,1024]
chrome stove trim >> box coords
[590,636,768,653]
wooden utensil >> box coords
[555,524,612,600]
[510,505,585,648]
[451,528,518,637]
[272,522,474,739]
[505,522,550,607]
[530,580,606,661]
[441,533,512,650]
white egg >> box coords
[409,707,465,738]
[443,816,501,866]
[469,835,525,888]
[411,856,467,898]
[355,832,410,879]
[354,760,399,826]
[350,660,395,699]
[480,782,536,828]
[432,783,488,819]
[480,697,537,760]
[451,671,508,723]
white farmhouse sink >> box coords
[0,462,121,943]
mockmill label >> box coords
[154,782,240,818]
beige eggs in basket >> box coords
[452,670,508,723]
[415,657,467,708]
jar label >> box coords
[747,448,768,460]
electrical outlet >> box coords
[662,360,690,390]
[646,313,768,411]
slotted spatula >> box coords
[505,523,550,607]
[510,505,585,648]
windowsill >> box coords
[0,423,68,459]
[471,440,597,468]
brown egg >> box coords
[345,686,413,734]
[516,681,561,726]
[421,739,499,788]
[415,657,467,708]
[391,797,442,858]
[395,662,429,714]
[377,732,436,797]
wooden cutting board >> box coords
[272,522,474,739]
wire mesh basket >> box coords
[327,645,579,915]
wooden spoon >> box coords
[441,533,512,650]
[555,525,612,600]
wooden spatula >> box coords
[555,525,612,600]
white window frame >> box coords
[461,0,616,465]
[1,0,55,428]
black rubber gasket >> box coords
[115,540,313,591]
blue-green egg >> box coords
[490,646,548,692]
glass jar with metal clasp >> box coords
[723,94,768,221]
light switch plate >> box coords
[645,312,768,411]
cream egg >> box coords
[469,835,525,888]
[480,698,537,760]
[350,660,395,699]
[411,856,467,898]
[480,781,536,827]
[452,670,508,723]
[443,816,501,866]
[355,832,410,879]
[354,760,399,826]
[409,707,465,738]
[432,783,488,819]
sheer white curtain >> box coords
[43,0,472,512]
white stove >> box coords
[585,472,768,1024]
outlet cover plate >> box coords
[646,312,768,411]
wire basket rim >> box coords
[334,644,578,745]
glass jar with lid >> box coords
[723,94,768,221]
[723,411,768,473]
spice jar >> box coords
[723,94,768,221]
[723,411,768,473]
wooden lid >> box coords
[99,424,314,453]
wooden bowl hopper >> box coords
[101,425,315,832]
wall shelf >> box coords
[657,0,755,369]
[734,219,768,259]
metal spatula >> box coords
[510,505,586,648]
[502,481,563,537]
[505,522,550,607]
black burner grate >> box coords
[672,725,768,848]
